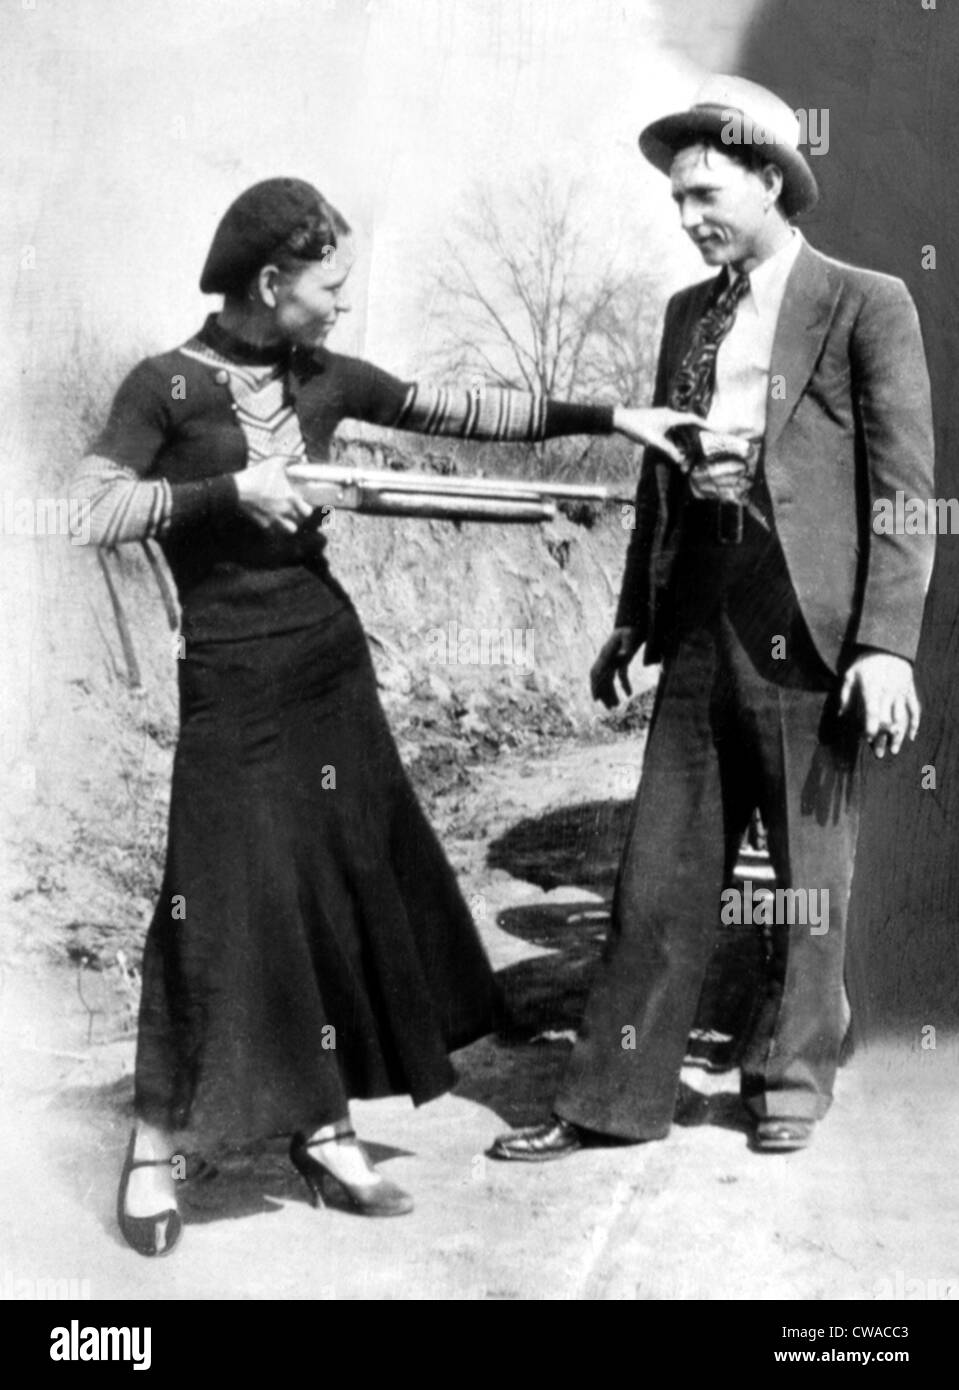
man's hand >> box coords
[839,651,920,759]
[590,627,643,708]
[235,455,315,533]
[612,406,707,466]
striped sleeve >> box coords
[72,454,172,546]
[334,356,614,440]
[71,456,240,546]
[393,383,613,441]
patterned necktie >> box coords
[668,270,767,518]
[669,269,751,421]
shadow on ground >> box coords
[486,798,767,1041]
[488,797,626,894]
[450,798,769,1129]
[49,1067,414,1239]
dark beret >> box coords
[199,177,345,295]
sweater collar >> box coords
[198,314,291,366]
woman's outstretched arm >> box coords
[336,356,701,463]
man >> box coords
[490,75,934,1158]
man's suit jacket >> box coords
[616,241,936,674]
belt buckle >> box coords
[717,502,744,546]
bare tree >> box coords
[426,169,664,478]
[583,275,662,408]
[432,171,616,396]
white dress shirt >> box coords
[689,229,804,503]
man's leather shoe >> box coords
[751,1118,815,1153]
[487,1116,583,1162]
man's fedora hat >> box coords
[639,74,819,217]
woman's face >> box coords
[267,237,355,348]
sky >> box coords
[1,0,762,394]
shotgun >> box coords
[286,461,633,524]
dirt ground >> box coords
[2,738,957,1303]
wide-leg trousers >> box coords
[555,512,863,1139]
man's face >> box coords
[669,144,773,271]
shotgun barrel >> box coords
[286,462,631,524]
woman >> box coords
[73,177,700,1255]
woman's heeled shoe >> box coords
[289,1132,414,1217]
[117,1132,183,1257]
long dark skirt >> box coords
[134,602,499,1146]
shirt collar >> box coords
[731,230,804,318]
